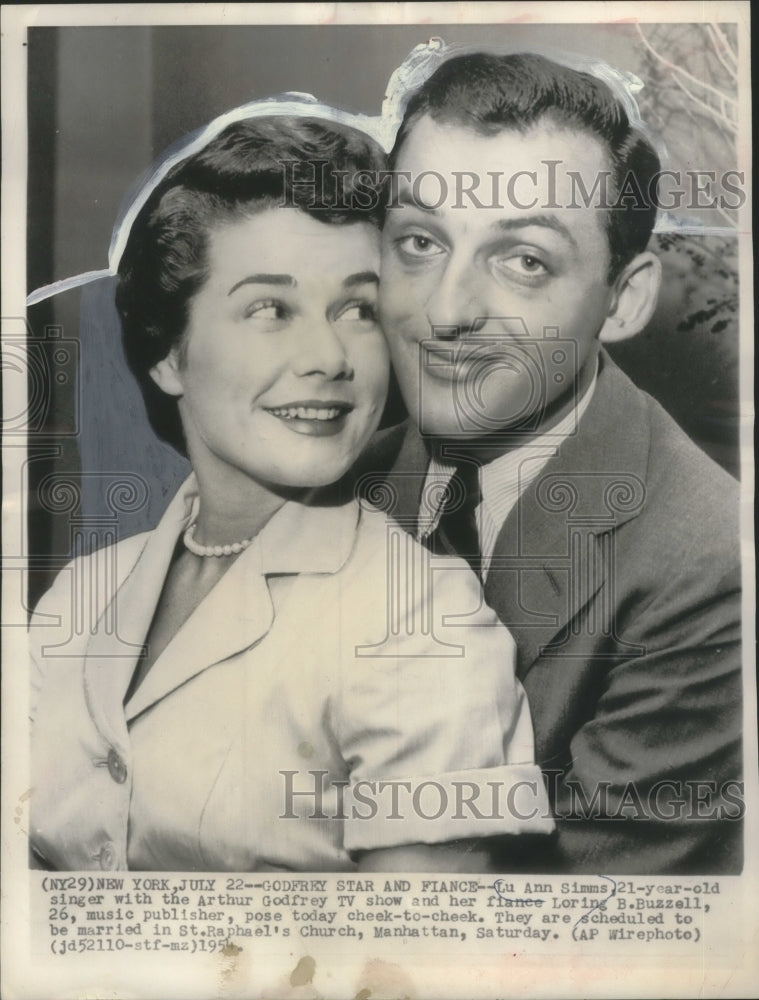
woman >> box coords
[29,112,552,871]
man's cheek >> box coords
[380,309,418,349]
[379,284,406,314]
[387,337,417,379]
[380,280,426,325]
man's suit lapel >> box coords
[484,354,651,677]
[482,485,599,676]
[381,354,652,678]
[359,422,431,534]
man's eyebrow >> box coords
[343,271,379,289]
[228,274,296,296]
[394,189,441,214]
[495,215,578,249]
[389,195,579,249]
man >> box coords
[363,52,742,873]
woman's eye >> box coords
[337,301,378,322]
[243,300,287,320]
[396,233,445,259]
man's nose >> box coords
[425,258,487,339]
[293,319,353,380]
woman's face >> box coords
[151,207,389,492]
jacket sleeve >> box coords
[333,524,555,854]
[546,556,743,875]
[29,560,81,723]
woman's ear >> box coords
[599,251,662,344]
[149,350,185,397]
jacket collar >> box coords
[83,476,360,730]
[365,424,431,534]
[385,353,651,675]
[483,353,650,674]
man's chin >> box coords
[415,400,536,439]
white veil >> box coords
[26,40,684,547]
[28,37,673,308]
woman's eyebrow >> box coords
[343,271,379,289]
[228,274,295,295]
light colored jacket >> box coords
[30,478,552,871]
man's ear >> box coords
[599,251,662,344]
[149,350,185,397]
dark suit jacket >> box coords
[358,352,743,873]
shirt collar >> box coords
[418,361,599,539]
[479,361,599,524]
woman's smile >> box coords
[264,399,355,436]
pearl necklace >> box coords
[183,521,253,558]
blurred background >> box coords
[23,21,741,607]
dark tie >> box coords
[427,460,482,577]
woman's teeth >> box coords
[268,406,344,421]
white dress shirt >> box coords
[417,369,598,579]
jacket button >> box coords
[107,748,127,784]
[98,842,116,870]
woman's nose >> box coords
[293,319,353,380]
[424,258,486,339]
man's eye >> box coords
[396,234,445,258]
[243,300,287,320]
[337,301,378,322]
[493,253,549,280]
[519,255,544,272]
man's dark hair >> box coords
[390,52,660,281]
[116,116,386,453]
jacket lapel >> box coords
[382,355,651,678]
[80,476,272,733]
[123,537,275,721]
[484,486,610,676]
[82,483,194,749]
[358,422,430,534]
[483,354,650,677]
[123,495,360,721]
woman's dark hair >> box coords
[116,116,386,453]
[391,52,661,283]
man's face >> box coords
[380,115,617,438]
